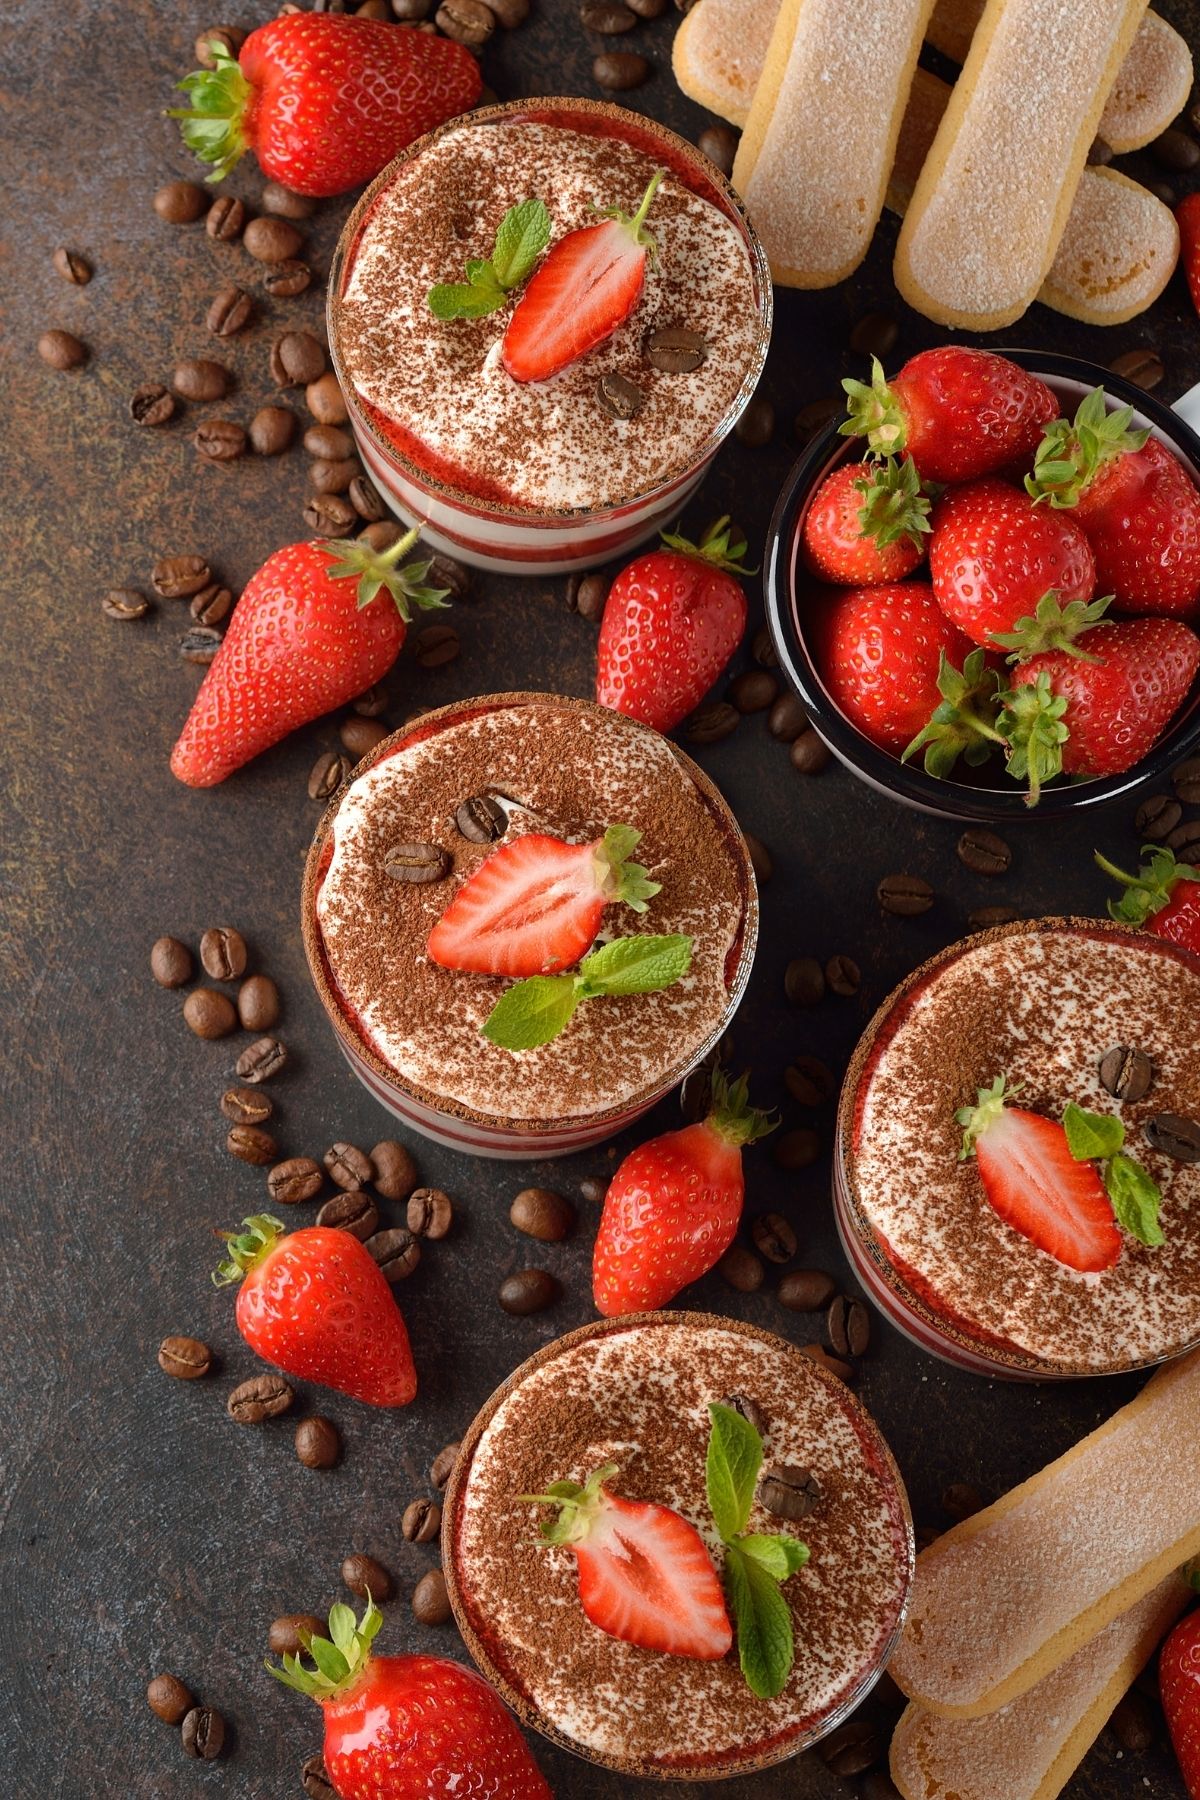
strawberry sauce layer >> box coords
[848,922,1200,1371]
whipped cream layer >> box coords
[852,924,1200,1370]
[454,1319,911,1772]
[337,119,760,510]
[316,702,746,1124]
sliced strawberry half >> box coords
[519,1462,733,1661]
[957,1077,1121,1273]
[501,170,663,383]
[426,824,659,978]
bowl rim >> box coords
[763,348,1200,822]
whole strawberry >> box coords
[929,478,1096,647]
[270,1602,552,1799]
[817,581,974,753]
[173,15,481,197]
[1161,1598,1200,1800]
[171,530,448,788]
[595,519,750,733]
[592,1070,774,1315]
[801,456,930,585]
[1096,845,1200,957]
[840,349,1056,485]
[215,1215,417,1407]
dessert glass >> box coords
[327,97,772,575]
[836,915,1200,1381]
[443,1311,914,1781]
[763,350,1200,821]
[302,693,758,1159]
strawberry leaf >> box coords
[1104,1151,1165,1248]
[737,1533,811,1581]
[956,1074,1017,1159]
[483,976,579,1051]
[428,197,551,321]
[705,1403,763,1542]
[1062,1102,1125,1163]
[723,1542,794,1700]
[576,933,692,997]
[902,648,1004,781]
[853,454,932,552]
[990,591,1112,664]
[996,673,1069,808]
[1095,847,1200,927]
[1026,386,1150,509]
[266,1600,383,1701]
[839,356,905,457]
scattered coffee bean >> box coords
[342,1552,392,1603]
[273,329,327,387]
[751,1212,797,1263]
[773,1128,819,1170]
[1109,1690,1155,1754]
[309,749,351,801]
[310,455,361,495]
[751,626,778,666]
[302,1754,336,1799]
[295,1416,342,1469]
[1108,347,1165,392]
[942,1480,987,1521]
[102,586,152,619]
[645,326,708,374]
[195,418,246,462]
[790,728,831,774]
[158,1335,212,1380]
[181,1705,225,1760]
[582,0,637,26]
[818,1719,880,1777]
[407,1186,453,1239]
[324,1141,375,1191]
[566,570,609,621]
[956,828,1011,876]
[307,372,349,424]
[236,1036,287,1082]
[38,328,87,370]
[184,987,237,1039]
[426,552,472,603]
[794,395,842,442]
[147,1673,193,1724]
[412,1569,451,1625]
[723,1391,766,1434]
[238,973,280,1032]
[499,1268,559,1315]
[828,1293,870,1357]
[384,841,450,884]
[223,1086,273,1126]
[348,474,385,521]
[53,246,92,285]
[431,1443,460,1489]
[510,1187,575,1242]
[268,1615,326,1657]
[729,669,779,713]
[244,214,304,264]
[1173,757,1200,805]
[801,1342,855,1381]
[206,194,246,241]
[488,0,530,19]
[1134,792,1180,840]
[968,903,1020,931]
[1152,126,1200,170]
[228,1373,293,1422]
[1145,1113,1200,1162]
[348,684,388,723]
[878,872,934,916]
[228,1124,279,1167]
[366,1227,421,1282]
[697,123,738,176]
[259,178,314,219]
[455,793,507,844]
[767,692,807,742]
[190,583,234,625]
[180,625,223,664]
[200,925,247,981]
[593,49,650,87]
[402,1498,442,1543]
[825,953,860,997]
[848,310,899,358]
[1168,817,1200,857]
[154,179,208,224]
[263,259,313,299]
[1098,1045,1154,1104]
[596,370,645,419]
[745,832,772,884]
[784,1055,834,1107]
[340,714,389,758]
[305,424,354,461]
[365,1140,416,1204]
[759,1465,822,1522]
[207,283,254,336]
[778,1268,836,1312]
[437,0,495,40]
[686,701,740,744]
[130,382,176,427]
[412,623,460,669]
[784,956,825,1006]
[717,1244,764,1292]
[268,1157,324,1205]
[151,935,193,988]
[249,404,296,455]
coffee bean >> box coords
[268,1615,325,1656]
[154,179,208,224]
[348,474,385,522]
[207,283,254,336]
[437,0,495,40]
[412,623,460,669]
[1168,817,1200,857]
[878,872,934,916]
[268,1157,324,1205]
[407,1187,453,1239]
[426,552,472,602]
[784,1055,834,1107]
[181,624,223,664]
[309,750,351,801]
[697,123,738,176]
[305,424,355,461]
[794,395,842,442]
[272,329,326,387]
[361,1140,414,1204]
[968,903,1020,930]
[38,329,86,370]
[236,1036,287,1082]
[1134,792,1181,840]
[102,586,152,619]
[151,935,193,988]
[686,701,740,744]
[307,372,349,425]
[759,1465,822,1522]
[302,1754,336,1799]
[751,1212,797,1263]
[828,1293,870,1357]
[130,382,176,426]
[244,214,304,264]
[323,1141,375,1191]
[402,1498,442,1543]
[263,259,313,299]
[431,1443,460,1489]
[723,1391,766,1433]
[310,456,361,495]
[342,1551,393,1603]
[488,0,530,19]
[228,1373,293,1422]
[748,626,777,667]
[346,686,388,726]
[778,1268,836,1312]
[340,715,389,758]
[680,1054,719,1122]
[181,1706,225,1760]
[1098,1045,1154,1104]
[645,326,708,374]
[956,828,1011,876]
[1173,756,1200,805]
[745,832,772,884]
[818,1719,880,1777]
[729,670,779,714]
[717,1244,764,1292]
[1109,1691,1155,1754]
[825,954,860,996]
[199,926,247,981]
[223,1086,272,1126]
[784,956,825,1006]
[195,418,246,462]
[249,404,296,455]
[1153,126,1200,170]
[767,692,807,742]
[582,0,637,26]
[773,1128,819,1170]
[731,396,773,452]
[790,728,831,774]
[499,1268,559,1315]
[183,988,237,1039]
[1145,1113,1200,1162]
[941,1480,987,1521]
[147,1673,193,1724]
[453,794,506,847]
[295,1416,341,1469]
[206,194,246,241]
[53,246,92,285]
[384,841,450,885]
[596,370,645,419]
[158,1335,213,1379]
[412,1569,451,1625]
[366,1227,421,1282]
[594,49,650,86]
[510,1187,575,1241]
[1108,348,1165,392]
[238,973,280,1033]
[256,177,313,219]
[849,310,899,358]
[567,571,609,621]
[190,582,233,625]
[802,1343,855,1381]
[228,1124,279,1167]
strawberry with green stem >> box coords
[928,477,1097,649]
[1096,845,1200,956]
[801,456,932,585]
[840,348,1057,485]
[902,646,1005,779]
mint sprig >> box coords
[483,933,693,1052]
[705,1403,809,1700]
[1062,1102,1164,1248]
[428,198,551,321]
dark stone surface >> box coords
[2,2,1197,1795]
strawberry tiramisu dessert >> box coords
[443,1313,913,1779]
[837,917,1200,1378]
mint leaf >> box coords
[427,281,506,321]
[1063,1102,1125,1163]
[1104,1151,1165,1248]
[737,1533,810,1581]
[483,976,578,1051]
[723,1543,794,1700]
[492,197,551,289]
[578,934,693,998]
[705,1403,763,1542]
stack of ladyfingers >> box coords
[674,0,1187,324]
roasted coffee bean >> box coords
[348,474,385,521]
[849,310,899,358]
[237,1035,287,1081]
[1167,816,1200,857]
[273,329,326,386]
[180,625,223,664]
[717,1244,764,1292]
[102,586,151,619]
[369,1139,418,1202]
[593,49,650,87]
[295,1416,341,1469]
[195,24,245,65]
[751,625,778,665]
[147,1673,193,1724]
[426,551,471,601]
[309,749,351,801]
[801,1342,855,1381]
[878,872,934,916]
[412,1569,451,1625]
[183,987,237,1039]
[1152,126,1200,170]
[402,1498,442,1543]
[767,692,807,741]
[206,194,246,241]
[1134,792,1180,840]
[828,1293,870,1357]
[310,456,361,495]
[1173,756,1200,805]
[825,953,859,996]
[1108,347,1165,392]
[581,0,637,28]
[596,370,644,419]
[790,728,831,773]
[305,424,355,460]
[350,683,388,720]
[228,1124,279,1166]
[323,1141,375,1191]
[567,571,609,621]
[151,935,193,987]
[190,583,233,625]
[1145,1113,1200,1162]
[723,1391,766,1433]
[268,1157,323,1205]
[268,1614,326,1656]
[685,701,740,744]
[751,1212,797,1264]
[200,925,247,980]
[968,903,1020,931]
[342,1552,392,1602]
[53,246,92,285]
[407,1187,453,1239]
[366,1227,421,1282]
[38,328,87,370]
[778,1268,836,1312]
[784,956,825,1006]
[645,326,708,373]
[261,179,315,219]
[499,1268,559,1315]
[249,404,296,455]
[207,282,254,336]
[431,1443,460,1489]
[745,832,772,884]
[158,1335,212,1379]
[412,623,460,668]
[244,214,304,263]
[222,1086,272,1126]
[154,179,208,224]
[263,259,313,299]
[436,0,495,40]
[195,418,246,462]
[1099,1044,1154,1103]
[510,1187,575,1241]
[818,1719,880,1777]
[307,372,349,424]
[1109,1690,1155,1754]
[339,714,389,757]
[784,1055,834,1107]
[773,1128,819,1170]
[302,1755,336,1799]
[238,973,280,1032]
[228,1373,293,1422]
[942,1480,987,1521]
[956,828,1011,876]
[729,669,779,713]
[759,1465,822,1522]
[384,841,450,884]
[181,1706,225,1760]
[734,394,774,449]
[794,395,842,442]
[454,793,507,845]
[488,0,530,19]
[130,382,176,427]
[698,123,738,176]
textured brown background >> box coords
[3,1,1199,1795]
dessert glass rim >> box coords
[301,691,759,1136]
[326,95,773,524]
[441,1309,916,1782]
[837,912,1200,1380]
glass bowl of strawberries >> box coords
[764,347,1200,820]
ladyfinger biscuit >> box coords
[671,0,775,128]
[893,0,1149,331]
[890,1348,1200,1719]
[731,0,937,288]
[890,1573,1193,1800]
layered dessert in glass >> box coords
[328,99,771,573]
[443,1313,914,1779]
[836,917,1200,1378]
